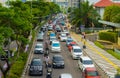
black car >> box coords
[52,55,65,68]
[29,58,43,76]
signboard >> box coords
[80,25,85,32]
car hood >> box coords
[30,66,42,70]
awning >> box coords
[98,20,120,28]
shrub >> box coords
[8,53,28,78]
[99,32,118,43]
[107,50,120,60]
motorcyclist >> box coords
[46,62,52,78]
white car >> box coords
[71,46,83,59]
[59,73,72,78]
[78,56,95,71]
[51,40,61,52]
[34,43,44,54]
[60,33,67,41]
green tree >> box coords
[103,5,120,22]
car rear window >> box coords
[83,60,93,65]
[87,71,99,76]
[52,43,60,47]
[54,56,63,61]
[32,60,42,66]
[35,45,42,48]
[68,39,73,42]
[74,49,82,53]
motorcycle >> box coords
[46,65,52,78]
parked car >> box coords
[78,56,95,71]
[0,50,11,60]
[34,43,44,54]
[59,33,67,42]
[59,73,72,78]
[37,33,43,41]
[51,40,61,52]
[52,55,64,68]
[29,58,43,76]
[68,42,77,52]
[71,46,83,59]
[83,67,100,78]
[66,38,73,46]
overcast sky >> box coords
[84,0,100,5]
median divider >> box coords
[70,32,117,78]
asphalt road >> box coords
[24,31,82,78]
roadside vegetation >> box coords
[0,0,60,78]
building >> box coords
[94,0,120,19]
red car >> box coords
[68,42,77,52]
[83,67,100,78]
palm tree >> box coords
[70,1,99,32]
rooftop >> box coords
[94,0,120,7]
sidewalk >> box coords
[71,32,120,78]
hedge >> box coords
[99,32,118,43]
[8,53,28,78]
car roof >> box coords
[80,56,92,60]
[32,58,42,62]
[52,40,59,43]
[70,42,76,44]
[36,43,43,46]
[53,55,63,58]
[60,73,72,78]
[72,46,81,49]
[85,67,97,71]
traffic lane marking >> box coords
[71,33,119,69]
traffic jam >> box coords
[27,13,100,78]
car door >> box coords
[78,58,83,70]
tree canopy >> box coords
[103,5,120,23]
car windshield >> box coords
[31,60,42,66]
[35,45,42,48]
[54,56,63,61]
[71,44,76,46]
[83,60,93,65]
[74,49,82,53]
[50,33,55,36]
[52,43,60,47]
[87,71,99,76]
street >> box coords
[24,30,82,78]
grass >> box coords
[94,41,105,49]
[94,41,120,60]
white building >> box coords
[94,0,120,19]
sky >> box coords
[85,0,100,5]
